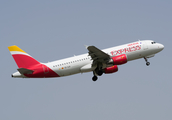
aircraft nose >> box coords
[158,44,164,51]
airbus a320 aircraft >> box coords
[8,40,164,81]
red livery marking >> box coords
[110,45,141,56]
[24,64,60,78]
[12,54,59,78]
[12,54,40,68]
[116,50,121,55]
[124,48,130,53]
[104,65,118,74]
[120,49,124,54]
[128,42,139,46]
[111,51,114,56]
[137,45,141,50]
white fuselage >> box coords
[44,40,164,77]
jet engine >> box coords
[108,54,127,65]
[104,65,118,74]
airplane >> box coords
[8,40,164,81]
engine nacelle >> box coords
[104,65,118,74]
[108,54,127,65]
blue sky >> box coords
[1,0,172,120]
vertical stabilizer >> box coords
[8,45,40,68]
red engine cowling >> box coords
[111,54,127,65]
[104,65,118,74]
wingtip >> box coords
[85,45,88,49]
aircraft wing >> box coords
[87,46,110,64]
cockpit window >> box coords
[151,42,156,44]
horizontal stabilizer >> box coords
[17,68,34,74]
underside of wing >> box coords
[87,46,110,64]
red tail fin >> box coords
[8,45,40,68]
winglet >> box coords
[85,45,88,49]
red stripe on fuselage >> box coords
[12,54,59,78]
[24,64,60,78]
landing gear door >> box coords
[143,41,148,50]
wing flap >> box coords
[87,46,110,62]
